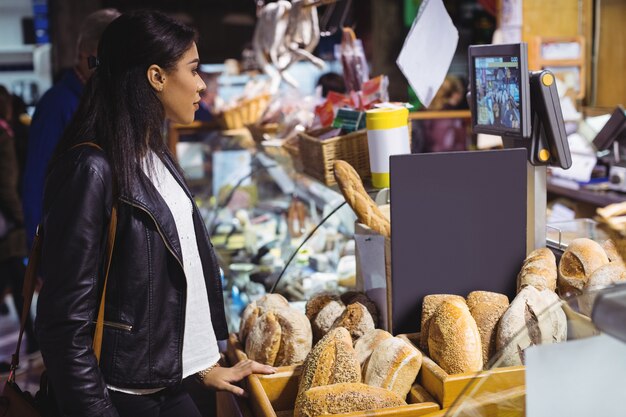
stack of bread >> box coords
[294,327,422,417]
[305,291,378,344]
[239,294,312,366]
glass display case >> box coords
[170,124,358,332]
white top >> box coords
[108,151,220,395]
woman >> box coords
[35,11,274,417]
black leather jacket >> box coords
[35,145,228,417]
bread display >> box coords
[467,292,509,367]
[558,238,609,296]
[601,239,625,266]
[354,329,393,368]
[496,286,567,366]
[579,262,626,316]
[340,291,379,328]
[419,294,465,353]
[363,337,422,399]
[330,302,375,342]
[516,248,557,292]
[333,160,391,238]
[295,382,406,417]
[305,293,346,343]
[427,299,483,374]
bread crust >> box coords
[364,337,422,399]
[330,302,375,342]
[245,311,281,365]
[420,294,465,353]
[558,238,609,296]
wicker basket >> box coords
[298,127,370,186]
[217,94,271,130]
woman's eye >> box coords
[192,67,199,75]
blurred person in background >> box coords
[22,8,120,248]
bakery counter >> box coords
[547,178,626,208]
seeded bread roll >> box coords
[245,311,281,365]
[496,286,567,366]
[354,329,393,368]
[305,293,346,343]
[364,337,422,399]
[420,294,465,353]
[273,308,312,366]
[340,291,379,328]
[579,262,626,316]
[468,300,509,366]
[330,302,375,342]
[428,299,483,374]
[558,238,609,297]
[295,327,361,417]
[602,239,625,266]
[296,383,406,417]
[517,248,558,292]
[333,160,391,238]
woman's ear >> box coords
[147,64,166,92]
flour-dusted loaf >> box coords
[238,293,290,344]
[305,293,346,343]
[272,308,312,366]
[558,238,609,296]
[427,299,483,374]
[330,302,375,342]
[354,328,393,368]
[340,291,379,328]
[333,160,391,238]
[467,292,509,367]
[420,294,465,353]
[295,383,406,417]
[601,239,625,266]
[245,311,281,365]
[517,248,558,292]
[363,337,422,399]
[294,327,362,417]
[579,262,626,316]
[496,286,567,366]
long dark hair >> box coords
[54,10,196,196]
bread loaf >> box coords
[517,248,557,292]
[354,329,393,368]
[330,302,375,342]
[333,160,391,238]
[245,311,281,365]
[272,308,312,366]
[466,291,509,310]
[239,293,290,344]
[601,239,625,266]
[579,262,626,316]
[364,337,422,399]
[305,293,346,343]
[427,299,483,374]
[468,297,509,367]
[496,286,567,366]
[420,294,465,353]
[340,291,379,328]
[295,383,406,417]
[558,238,609,297]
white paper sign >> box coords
[354,233,388,331]
[396,0,459,108]
[526,334,626,417]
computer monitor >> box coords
[469,43,531,139]
[592,106,626,152]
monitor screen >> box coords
[474,56,522,132]
[469,43,530,138]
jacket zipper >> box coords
[94,320,133,332]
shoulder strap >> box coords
[9,142,116,382]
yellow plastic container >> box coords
[365,107,411,188]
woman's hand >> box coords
[200,359,276,396]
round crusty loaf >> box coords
[306,293,346,343]
[601,239,625,266]
[420,294,465,353]
[245,311,282,365]
[296,382,406,417]
[428,299,483,374]
[468,300,509,366]
[340,291,379,328]
[272,308,312,366]
[517,248,557,292]
[496,286,567,366]
[239,293,290,344]
[558,238,609,297]
[364,337,422,399]
[578,262,626,316]
[295,327,362,417]
[330,302,375,342]
[354,329,393,368]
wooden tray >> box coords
[248,367,440,417]
[398,333,526,409]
